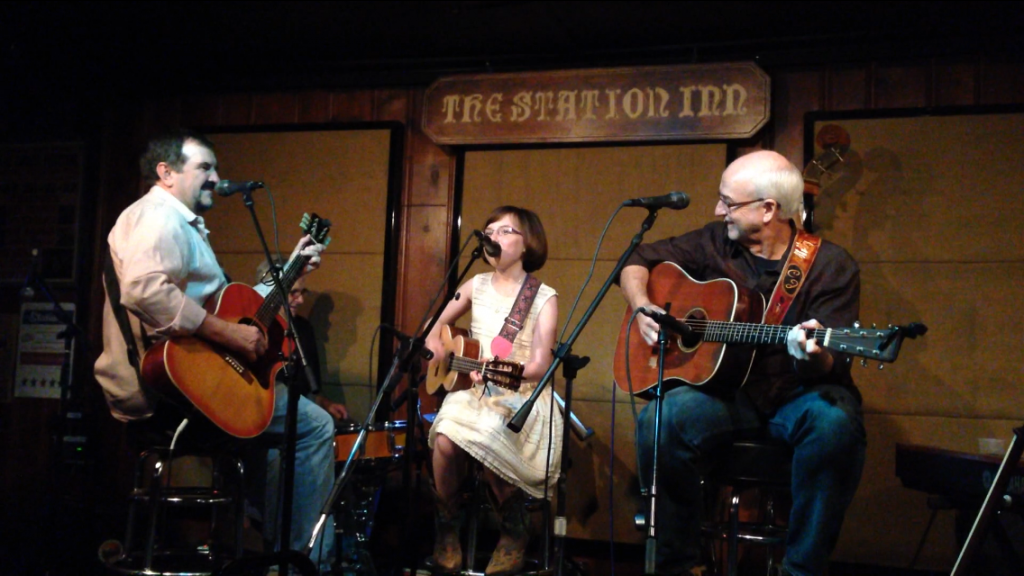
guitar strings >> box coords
[447,356,519,389]
[669,319,875,343]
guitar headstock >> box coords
[483,359,525,392]
[826,322,928,365]
[300,213,332,247]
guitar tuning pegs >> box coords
[878,363,885,370]
[871,323,877,329]
[853,321,861,329]
[860,358,868,367]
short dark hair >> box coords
[484,206,548,272]
[139,130,216,184]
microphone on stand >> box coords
[214,180,265,197]
[639,307,700,347]
[472,230,502,258]
[623,191,690,210]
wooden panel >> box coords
[407,129,453,206]
[874,63,929,109]
[398,204,452,421]
[813,114,1024,263]
[297,91,333,124]
[180,95,222,128]
[855,262,1024,420]
[828,65,868,111]
[253,92,299,125]
[397,205,451,334]
[934,61,978,107]
[772,68,822,164]
[407,89,455,206]
[980,61,1024,105]
[220,94,254,126]
[206,130,392,255]
[373,88,411,123]
[330,91,374,122]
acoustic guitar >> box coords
[613,262,926,398]
[140,213,331,438]
[425,324,524,395]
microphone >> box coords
[214,180,265,197]
[639,307,700,346]
[622,191,690,210]
[472,230,502,258]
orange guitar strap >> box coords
[762,230,822,326]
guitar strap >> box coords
[762,230,822,326]
[103,248,151,380]
[490,274,541,359]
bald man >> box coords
[620,151,865,576]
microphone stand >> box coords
[22,253,88,413]
[301,232,490,575]
[642,302,673,576]
[217,189,320,576]
[508,208,662,576]
[23,253,92,576]
[951,424,1024,576]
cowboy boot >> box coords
[485,489,530,576]
[424,490,463,574]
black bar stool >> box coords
[107,446,246,576]
[701,438,793,576]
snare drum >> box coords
[334,420,407,463]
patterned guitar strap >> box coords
[489,274,542,360]
[762,230,822,326]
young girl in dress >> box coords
[425,206,562,576]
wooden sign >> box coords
[422,62,770,145]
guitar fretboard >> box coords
[254,255,309,327]
[449,355,485,374]
[691,320,828,346]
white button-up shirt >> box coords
[94,186,227,421]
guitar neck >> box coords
[696,320,827,347]
[255,255,309,326]
[448,355,485,375]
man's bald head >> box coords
[723,150,805,227]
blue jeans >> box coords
[636,385,866,576]
[265,384,337,573]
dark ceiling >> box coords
[4,1,1022,89]
[1,1,1022,135]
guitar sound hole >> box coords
[677,309,705,352]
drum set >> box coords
[332,419,409,575]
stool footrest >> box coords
[107,549,221,576]
[701,522,788,545]
[129,487,235,506]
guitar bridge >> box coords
[223,354,245,375]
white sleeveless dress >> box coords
[428,272,563,499]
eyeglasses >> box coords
[718,196,766,212]
[483,225,522,238]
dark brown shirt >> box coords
[624,221,860,413]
